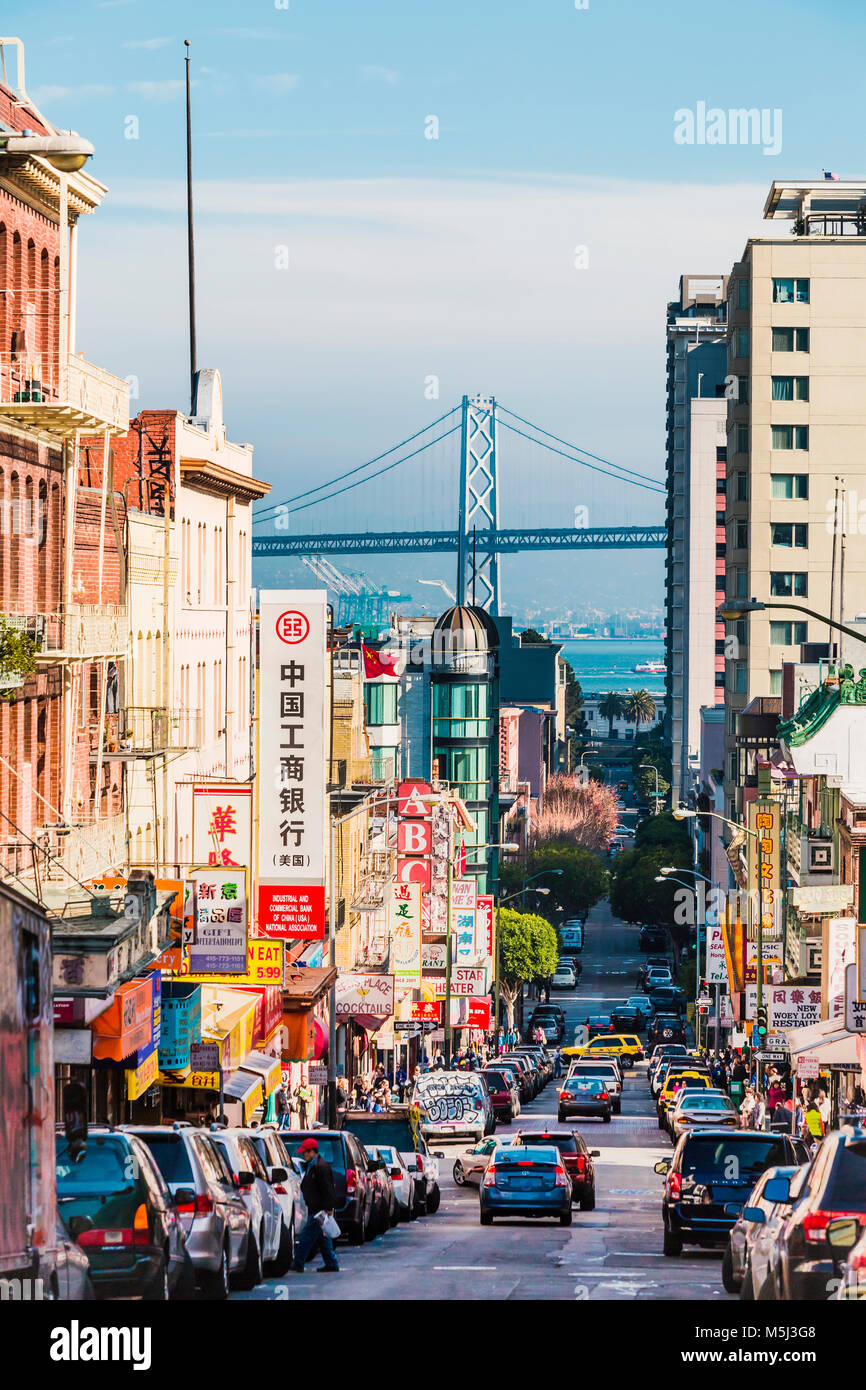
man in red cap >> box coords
[292,1137,340,1273]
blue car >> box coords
[479,1144,572,1226]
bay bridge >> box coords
[252,395,666,615]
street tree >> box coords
[598,691,625,738]
[532,773,618,851]
[499,842,609,921]
[496,907,559,1030]
[623,688,657,739]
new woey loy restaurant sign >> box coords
[257,592,327,939]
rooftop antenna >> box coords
[184,39,197,416]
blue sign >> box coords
[159,983,202,1071]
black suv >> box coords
[655,1129,806,1255]
[281,1129,377,1245]
[761,1125,866,1301]
[648,1013,687,1047]
[341,1107,443,1216]
[639,927,669,953]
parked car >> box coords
[124,1122,253,1297]
[560,920,584,953]
[654,1129,807,1256]
[282,1128,379,1243]
[495,1057,533,1105]
[558,1075,612,1124]
[513,1045,554,1084]
[364,1149,398,1233]
[452,1135,512,1187]
[481,1066,520,1123]
[248,1127,307,1257]
[669,1088,739,1141]
[479,1144,572,1226]
[759,1124,866,1300]
[722,1164,800,1297]
[510,1129,599,1210]
[551,963,577,990]
[413,1070,494,1144]
[54,1215,95,1301]
[832,1221,866,1301]
[55,1127,194,1301]
[501,1053,539,1099]
[341,1107,443,1217]
[366,1145,417,1221]
[208,1128,285,1281]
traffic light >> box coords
[755,1003,768,1040]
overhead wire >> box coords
[498,405,664,490]
[498,418,665,496]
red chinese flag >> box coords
[362,645,401,679]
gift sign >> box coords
[189,869,248,974]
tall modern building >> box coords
[664,275,729,804]
[723,181,866,822]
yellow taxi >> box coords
[657,1070,712,1126]
[565,1034,645,1070]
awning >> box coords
[91,978,153,1061]
[223,1068,264,1123]
[199,986,259,1071]
[282,964,338,1011]
[237,1050,281,1098]
[785,1017,861,1068]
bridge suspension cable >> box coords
[497,409,664,495]
[253,404,460,524]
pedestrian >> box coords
[804,1100,825,1145]
[275,1081,292,1129]
[294,1080,314,1129]
[291,1138,340,1274]
[767,1074,785,1111]
[739,1086,756,1129]
[753,1091,767,1132]
[553,1048,563,1080]
[817,1088,831,1130]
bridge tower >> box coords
[457,393,500,614]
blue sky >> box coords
[5,0,864,617]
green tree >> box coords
[634,810,692,853]
[635,762,670,809]
[496,907,559,1029]
[623,688,657,739]
[0,618,37,700]
[500,842,609,921]
[598,691,625,738]
[519,627,547,644]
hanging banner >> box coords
[747,800,781,940]
[745,983,821,1029]
[388,881,422,989]
[193,784,253,869]
[476,895,495,960]
[705,917,728,986]
[450,965,487,997]
[189,868,248,974]
[822,917,856,1021]
[257,591,327,939]
[453,909,477,966]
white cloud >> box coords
[361,65,399,85]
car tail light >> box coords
[273,1183,288,1195]
[78,1227,134,1248]
[390,1167,402,1180]
[416,1155,424,1172]
[560,1090,570,1101]
[345,1167,357,1195]
[803,1210,863,1244]
[667,1172,682,1201]
[598,1091,609,1101]
[516,1160,534,1166]
[482,1165,496,1187]
[176,1192,214,1217]
[132,1203,150,1244]
[554,1165,568,1187]
[575,1155,586,1172]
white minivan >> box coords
[413,1071,494,1144]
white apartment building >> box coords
[724,181,866,820]
[121,369,269,871]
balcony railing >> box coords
[95,707,202,757]
[26,606,128,661]
[0,814,129,890]
[0,352,129,436]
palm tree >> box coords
[623,688,657,740]
[598,691,626,739]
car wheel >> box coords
[267,1217,295,1277]
[739,1265,755,1301]
[580,1191,596,1211]
[756,1270,776,1301]
[663,1224,682,1257]
[452,1160,466,1186]
[620,1056,633,1070]
[721,1244,739,1294]
[603,1112,612,1124]
[426,1185,441,1215]
[557,1111,566,1123]
[479,1210,493,1226]
[347,1220,365,1246]
[559,1209,573,1227]
[237,1227,264,1289]
[202,1241,231,1301]
[174,1248,197,1300]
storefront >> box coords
[786,1018,865,1126]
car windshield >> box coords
[281,1136,344,1167]
[498,1147,558,1165]
[678,1093,733,1110]
[342,1117,416,1150]
[520,1134,577,1152]
[567,1078,602,1091]
[56,1136,133,1195]
[682,1136,789,1177]
[130,1133,195,1182]
[482,1072,509,1090]
[826,1139,866,1208]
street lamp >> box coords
[655,870,715,1049]
[640,762,663,814]
[717,598,866,649]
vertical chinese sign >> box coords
[388,881,422,990]
[747,799,780,944]
[193,784,252,869]
[476,894,495,966]
[257,592,327,940]
[450,876,477,967]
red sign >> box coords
[398,819,432,855]
[476,895,494,956]
[397,780,432,817]
[275,610,310,644]
[411,1000,441,1023]
[257,884,326,940]
[397,857,432,891]
[463,998,491,1029]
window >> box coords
[716,476,727,495]
[771,425,808,450]
[770,621,808,645]
[737,279,750,310]
[772,278,809,303]
[364,683,398,726]
[715,671,726,687]
[771,473,808,500]
[770,571,808,597]
[448,746,489,793]
[735,471,749,501]
[772,326,809,352]
[735,328,750,358]
[771,376,809,401]
[769,670,782,695]
[733,664,748,694]
[771,522,808,548]
[735,521,748,550]
[737,425,749,455]
[432,682,490,738]
[733,569,748,599]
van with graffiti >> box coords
[412,1071,494,1144]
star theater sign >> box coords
[257,591,328,940]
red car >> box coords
[480,1067,519,1124]
[511,1130,599,1210]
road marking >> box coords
[433,1265,497,1271]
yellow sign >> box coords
[242,1085,263,1123]
[178,938,284,986]
[747,799,780,941]
[158,1070,221,1090]
[126,1048,159,1101]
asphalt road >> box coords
[236,898,735,1302]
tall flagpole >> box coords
[185,39,198,414]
